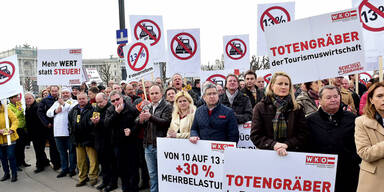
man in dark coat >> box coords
[306,85,361,192]
[91,93,115,191]
[241,70,264,108]
[137,85,172,192]
[220,74,252,124]
[104,91,140,192]
[68,92,98,187]
[25,93,50,173]
[36,85,61,170]
[190,82,239,143]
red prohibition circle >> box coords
[359,72,373,86]
[134,19,162,46]
[264,73,272,84]
[127,42,149,72]
[260,6,291,32]
[170,32,198,60]
[117,44,126,58]
[225,38,247,60]
[359,0,384,32]
[206,74,226,84]
[0,61,15,85]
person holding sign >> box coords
[250,72,308,156]
[167,91,196,139]
[190,82,239,143]
[355,82,384,192]
[0,101,19,182]
[306,85,360,192]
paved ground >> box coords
[0,146,149,192]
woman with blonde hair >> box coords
[250,72,308,156]
[167,91,196,139]
[355,82,384,192]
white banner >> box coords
[224,148,338,192]
[167,29,201,77]
[266,8,366,84]
[157,138,236,192]
[200,70,235,87]
[0,55,21,100]
[223,34,250,71]
[85,68,102,83]
[123,41,154,81]
[255,69,272,85]
[129,15,166,62]
[352,0,384,70]
[37,49,82,86]
[257,2,295,56]
[237,121,256,149]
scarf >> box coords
[226,89,238,105]
[307,89,319,100]
[271,95,291,140]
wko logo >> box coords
[306,155,336,167]
[331,10,357,22]
[211,143,234,152]
[69,49,82,54]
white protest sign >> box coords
[257,2,295,56]
[167,29,201,77]
[266,8,366,84]
[353,0,384,70]
[157,138,236,192]
[224,148,338,192]
[200,70,230,87]
[85,68,102,83]
[130,15,166,62]
[359,71,373,86]
[223,34,250,71]
[237,121,256,149]
[37,49,82,86]
[123,41,154,81]
[0,55,21,100]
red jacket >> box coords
[359,92,368,115]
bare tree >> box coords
[99,64,112,84]
[24,77,33,91]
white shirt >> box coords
[152,99,162,114]
[47,98,78,137]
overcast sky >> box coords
[1,0,353,64]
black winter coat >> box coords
[93,102,112,152]
[37,95,57,127]
[104,101,140,146]
[241,86,264,108]
[68,103,95,147]
[25,101,46,139]
[220,91,252,124]
[137,99,172,147]
[306,107,361,192]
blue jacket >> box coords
[190,103,239,142]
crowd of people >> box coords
[0,71,383,192]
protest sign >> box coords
[130,15,166,62]
[0,55,21,100]
[265,8,366,84]
[257,2,295,56]
[224,148,338,192]
[237,121,256,149]
[167,29,201,77]
[123,41,154,81]
[85,68,102,83]
[37,49,82,85]
[353,0,384,70]
[157,138,236,192]
[223,34,250,71]
[255,69,272,85]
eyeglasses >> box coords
[110,97,120,103]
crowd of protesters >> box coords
[0,71,383,192]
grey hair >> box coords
[25,92,35,99]
[202,82,217,96]
[96,92,108,100]
[109,90,123,99]
[319,85,341,99]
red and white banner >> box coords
[0,55,21,100]
[237,121,256,149]
[37,49,82,86]
[257,2,295,56]
[157,138,236,192]
[224,148,338,192]
[266,8,366,84]
[123,41,154,81]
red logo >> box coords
[69,49,82,54]
[218,115,226,119]
[331,10,357,22]
[243,122,252,128]
[306,155,336,165]
[211,143,235,152]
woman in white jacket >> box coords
[167,91,196,139]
